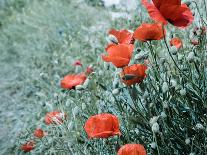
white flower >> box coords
[150,142,157,149]
[68,121,74,130]
[185,138,191,144]
[103,0,120,7]
[162,82,169,93]
[112,89,120,95]
[180,89,186,96]
[150,116,159,126]
[152,122,160,133]
[189,153,195,155]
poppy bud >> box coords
[170,79,177,87]
[160,112,167,118]
[82,103,86,110]
[170,46,178,55]
[72,106,80,117]
[180,89,186,96]
[162,82,169,93]
[195,123,204,130]
[152,122,160,133]
[150,142,157,149]
[112,88,120,95]
[185,138,191,144]
[187,52,195,62]
[149,116,159,126]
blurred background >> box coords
[0,0,140,154]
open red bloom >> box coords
[34,128,45,138]
[108,29,134,44]
[117,144,147,155]
[84,113,121,139]
[61,73,86,89]
[170,37,183,49]
[142,0,194,28]
[21,141,35,152]
[102,44,134,68]
[45,111,66,125]
[120,64,147,86]
[133,23,165,42]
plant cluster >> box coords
[15,0,207,154]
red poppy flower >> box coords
[142,0,194,28]
[84,113,121,139]
[133,23,165,42]
[34,128,45,138]
[120,64,147,86]
[102,44,134,68]
[21,141,35,152]
[108,29,134,44]
[61,73,87,89]
[73,60,82,67]
[170,37,183,49]
[117,144,147,155]
[45,111,66,125]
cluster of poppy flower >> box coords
[21,111,66,152]
[21,0,201,154]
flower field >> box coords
[0,0,207,154]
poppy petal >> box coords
[142,0,167,24]
[170,4,194,28]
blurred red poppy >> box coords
[61,73,86,89]
[73,60,82,67]
[102,44,134,68]
[34,128,45,138]
[117,144,147,155]
[120,64,147,86]
[142,0,194,28]
[21,141,35,152]
[108,29,134,44]
[45,111,66,125]
[170,37,183,49]
[191,40,199,46]
[133,23,165,42]
[84,113,121,139]
[85,66,93,75]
